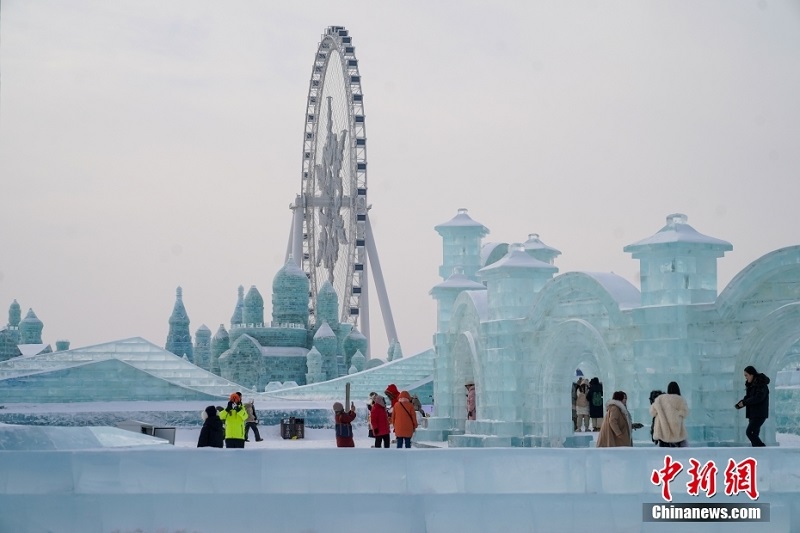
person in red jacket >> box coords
[333,401,357,447]
[370,395,391,448]
[391,390,418,448]
[384,383,400,412]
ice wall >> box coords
[1,447,798,532]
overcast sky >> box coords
[1,1,799,359]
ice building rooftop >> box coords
[624,213,733,250]
[0,337,251,402]
[0,424,171,450]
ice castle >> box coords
[163,259,371,391]
[0,300,58,360]
[420,208,800,448]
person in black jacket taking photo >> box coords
[735,365,770,447]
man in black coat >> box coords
[197,405,225,448]
[735,365,770,447]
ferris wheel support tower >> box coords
[286,26,398,358]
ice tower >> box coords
[623,213,732,306]
[0,301,22,361]
[243,286,264,325]
[9,300,21,330]
[193,324,211,371]
[419,209,489,441]
[165,287,193,361]
[434,208,489,281]
[231,285,245,327]
[19,309,44,345]
[210,324,228,375]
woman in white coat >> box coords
[650,381,689,447]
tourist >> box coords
[596,391,635,447]
[333,401,357,447]
[370,395,391,448]
[385,383,400,412]
[465,382,476,421]
[391,390,418,448]
[571,378,579,431]
[650,381,689,447]
[243,399,263,443]
[366,392,378,439]
[648,389,665,444]
[218,392,248,448]
[587,377,604,431]
[196,405,224,448]
[575,381,590,432]
[735,365,771,447]
[411,394,426,418]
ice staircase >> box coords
[0,337,249,398]
[261,348,435,402]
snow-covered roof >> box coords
[480,242,508,267]
[21,308,42,323]
[18,344,50,357]
[430,271,486,293]
[276,258,307,279]
[347,328,366,341]
[434,208,489,234]
[624,213,732,252]
[523,233,561,255]
[579,272,641,309]
[478,244,558,274]
[314,321,336,339]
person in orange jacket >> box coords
[391,390,418,448]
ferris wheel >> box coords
[287,26,397,355]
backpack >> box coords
[591,392,603,408]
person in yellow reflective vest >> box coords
[219,392,249,448]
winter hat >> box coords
[333,402,344,412]
[229,392,241,403]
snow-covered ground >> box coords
[175,424,379,449]
[173,425,800,449]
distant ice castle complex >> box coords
[163,260,372,391]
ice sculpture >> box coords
[420,209,800,448]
